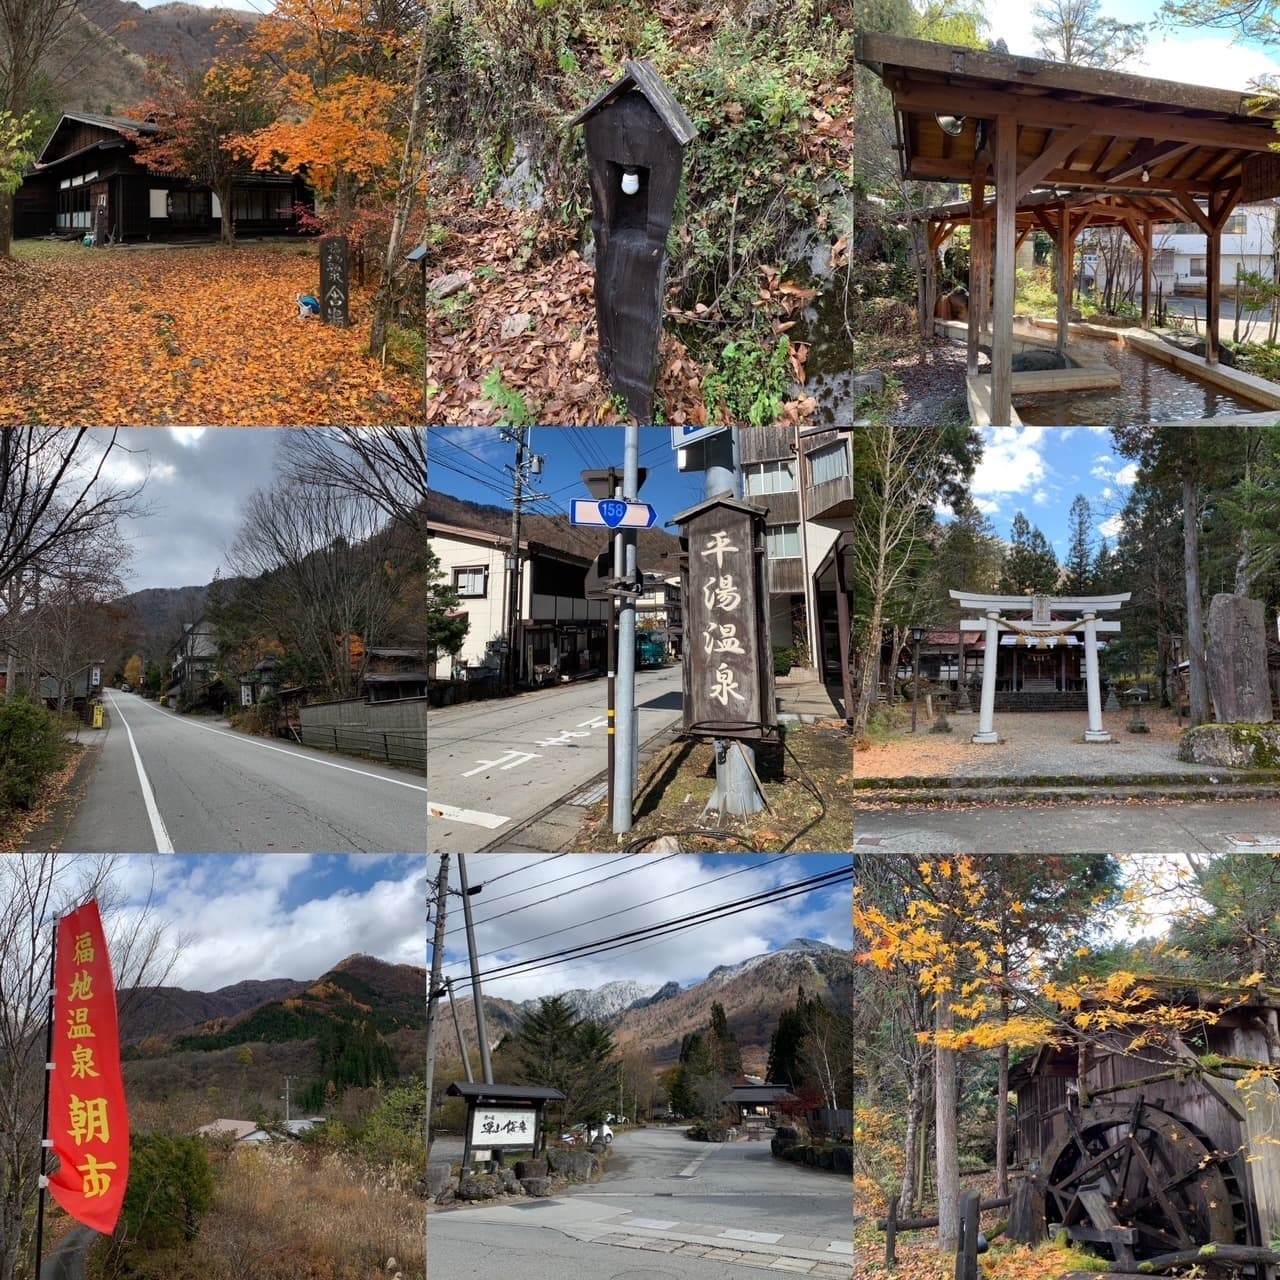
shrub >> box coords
[107,1134,215,1270]
[0,697,67,814]
[773,645,795,675]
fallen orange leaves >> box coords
[0,245,423,424]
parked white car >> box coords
[561,1122,613,1145]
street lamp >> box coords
[911,625,926,733]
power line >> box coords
[464,853,796,964]
[443,854,646,939]
[443,865,853,987]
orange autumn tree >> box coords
[232,0,417,230]
[855,856,1124,1250]
[129,63,277,246]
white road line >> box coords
[676,1150,714,1178]
[106,695,174,854]
[429,802,509,830]
[105,690,427,793]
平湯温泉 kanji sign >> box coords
[48,900,129,1234]
[675,496,777,740]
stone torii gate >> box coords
[950,590,1131,744]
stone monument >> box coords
[1207,593,1273,724]
[319,235,350,328]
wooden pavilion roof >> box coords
[914,189,1186,232]
[857,33,1280,202]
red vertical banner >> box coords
[47,901,130,1234]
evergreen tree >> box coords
[1091,537,1115,595]
[1063,495,1094,594]
[708,1001,743,1076]
[766,987,815,1086]
[998,512,1060,594]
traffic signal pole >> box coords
[612,427,640,833]
[704,430,763,815]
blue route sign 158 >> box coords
[570,499,658,529]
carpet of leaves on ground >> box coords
[569,723,852,851]
[0,742,84,853]
[0,243,423,425]
[423,193,819,426]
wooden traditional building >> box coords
[15,112,310,241]
[1010,980,1280,1273]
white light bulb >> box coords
[621,170,640,196]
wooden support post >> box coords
[1056,205,1070,358]
[1141,219,1153,329]
[991,114,1017,425]
[968,178,985,375]
[955,1189,981,1280]
[1206,217,1221,364]
[919,219,937,338]
[885,1193,899,1266]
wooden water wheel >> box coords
[1041,1100,1251,1270]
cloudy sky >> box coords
[951,427,1139,554]
[428,428,725,533]
[976,0,1280,91]
[90,854,426,990]
[429,853,854,1005]
[81,428,287,592]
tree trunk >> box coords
[899,1053,927,1217]
[371,10,432,358]
[1182,455,1210,726]
[935,987,960,1251]
[0,191,14,259]
[996,994,1010,1198]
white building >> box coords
[1155,200,1280,293]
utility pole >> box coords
[445,977,473,1082]
[704,430,764,814]
[424,853,450,1157]
[612,426,640,833]
[280,1076,294,1123]
[455,854,493,1083]
[504,427,528,696]
[501,429,546,695]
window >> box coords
[1225,214,1247,235]
[808,440,850,485]
[453,566,488,597]
[1189,258,1207,277]
[744,458,797,495]
[766,523,801,559]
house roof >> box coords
[445,1081,567,1102]
[725,1084,798,1103]
[568,58,697,145]
[36,112,155,167]
[196,1118,259,1140]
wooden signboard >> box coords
[676,496,777,740]
[320,234,350,327]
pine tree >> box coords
[998,512,1060,594]
[1063,495,1094,594]
[709,1001,743,1076]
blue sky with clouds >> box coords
[99,853,426,989]
[957,427,1139,557]
[428,428,715,532]
[429,853,853,1003]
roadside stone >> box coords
[457,1173,503,1201]
[1180,722,1280,768]
[520,1176,553,1197]
[428,270,472,300]
[434,1186,455,1206]
[500,312,532,340]
[426,1163,454,1197]
[545,1147,594,1181]
[514,1158,547,1179]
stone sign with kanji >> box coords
[319,234,349,327]
[676,495,777,740]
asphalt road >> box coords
[46,689,426,853]
[428,1126,853,1278]
[855,797,1280,853]
[426,667,686,853]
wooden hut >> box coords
[1010,979,1280,1275]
